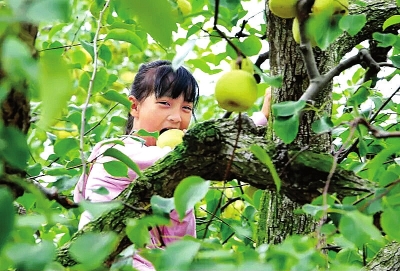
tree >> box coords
[0,0,399,270]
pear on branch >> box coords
[214,69,258,112]
[269,0,298,19]
[292,0,349,48]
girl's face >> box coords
[129,93,194,146]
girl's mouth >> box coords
[160,128,170,135]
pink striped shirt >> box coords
[73,112,267,270]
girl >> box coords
[73,60,271,270]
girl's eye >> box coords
[183,106,192,112]
[158,101,170,106]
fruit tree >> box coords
[0,0,399,270]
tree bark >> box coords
[55,115,372,265]
[366,241,400,271]
[0,22,37,197]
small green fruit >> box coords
[292,17,317,47]
[269,0,297,19]
[312,0,349,16]
[215,70,258,112]
[156,129,184,149]
[176,0,192,16]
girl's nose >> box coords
[168,111,182,123]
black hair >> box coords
[125,60,199,134]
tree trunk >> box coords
[0,23,37,197]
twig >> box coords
[359,179,400,212]
[338,85,400,162]
[5,175,79,209]
[353,117,400,138]
[123,202,151,214]
[79,0,111,184]
[220,196,241,212]
[316,115,359,249]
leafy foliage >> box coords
[0,0,399,270]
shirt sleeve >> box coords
[158,209,196,245]
[251,111,268,126]
[74,139,172,229]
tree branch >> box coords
[55,115,373,266]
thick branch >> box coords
[56,115,373,266]
[300,48,381,101]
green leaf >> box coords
[126,219,151,248]
[102,89,132,109]
[302,204,325,217]
[311,116,334,134]
[357,138,368,157]
[273,114,301,144]
[240,35,262,56]
[260,74,283,88]
[272,100,306,117]
[229,219,252,240]
[103,160,128,178]
[79,200,122,221]
[136,129,159,140]
[37,51,73,129]
[339,210,383,248]
[151,195,175,217]
[98,44,112,65]
[381,205,400,242]
[335,248,363,266]
[70,232,118,269]
[174,176,210,221]
[339,14,367,37]
[92,67,109,93]
[0,188,15,254]
[69,49,87,67]
[0,126,29,169]
[383,15,400,31]
[126,215,170,248]
[91,186,109,196]
[44,167,74,176]
[390,55,400,68]
[115,0,177,47]
[347,85,370,106]
[103,147,142,177]
[1,36,37,83]
[373,32,398,47]
[7,241,55,271]
[104,29,143,51]
[250,145,281,192]
[309,12,345,50]
[48,23,68,41]
[16,214,46,229]
[186,22,202,39]
[366,142,400,181]
[80,39,95,60]
[147,239,201,271]
[26,0,71,23]
[53,138,79,158]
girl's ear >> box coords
[129,96,139,117]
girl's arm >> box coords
[260,87,272,120]
[251,87,272,126]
